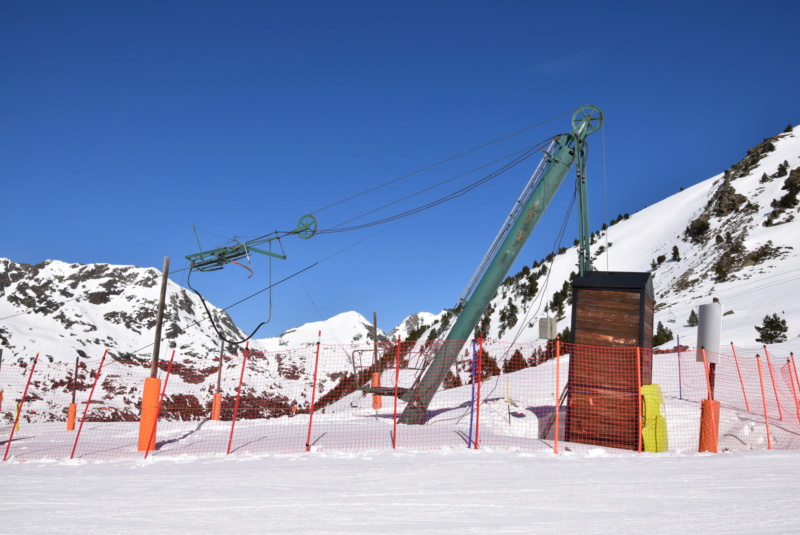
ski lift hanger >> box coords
[186,214,317,273]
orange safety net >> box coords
[2,340,799,461]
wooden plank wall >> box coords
[566,286,655,450]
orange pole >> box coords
[145,350,176,459]
[211,392,222,421]
[755,355,772,450]
[763,346,783,420]
[554,337,561,455]
[730,343,750,411]
[474,337,484,450]
[372,372,382,410]
[698,399,720,453]
[4,353,39,462]
[305,333,321,452]
[392,336,401,449]
[227,342,249,455]
[636,347,642,454]
[698,347,719,453]
[67,403,77,431]
[791,353,800,399]
[137,377,161,451]
[786,358,800,425]
[70,350,107,459]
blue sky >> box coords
[2,1,799,337]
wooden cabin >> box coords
[565,271,655,450]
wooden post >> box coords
[149,257,171,379]
[211,336,224,421]
[371,312,381,411]
[67,356,78,430]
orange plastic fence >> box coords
[2,341,799,461]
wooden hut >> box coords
[565,271,655,450]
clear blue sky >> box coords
[2,1,799,337]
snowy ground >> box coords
[2,448,799,534]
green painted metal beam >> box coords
[399,105,602,424]
[185,214,317,272]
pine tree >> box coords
[443,370,462,389]
[687,309,699,327]
[652,321,674,346]
[671,245,681,261]
[502,349,528,374]
[755,313,788,344]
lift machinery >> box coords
[396,105,603,424]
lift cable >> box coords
[317,141,551,234]
[308,109,577,217]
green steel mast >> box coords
[399,105,602,424]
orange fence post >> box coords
[212,343,224,421]
[4,353,39,462]
[730,343,750,411]
[305,332,321,452]
[67,356,79,430]
[755,355,773,450]
[67,403,77,431]
[227,342,249,455]
[71,350,107,459]
[211,392,222,421]
[137,377,161,452]
[698,399,721,453]
[786,358,800,425]
[791,353,800,398]
[475,337,484,450]
[392,336,401,449]
[698,347,719,453]
[636,347,642,453]
[554,337,561,455]
[145,350,176,459]
[763,346,784,420]
[371,372,382,410]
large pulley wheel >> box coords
[572,105,603,135]
[295,214,318,239]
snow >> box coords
[2,448,799,533]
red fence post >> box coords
[305,332,322,452]
[730,343,750,411]
[636,347,642,454]
[145,350,176,459]
[70,349,108,460]
[392,336,401,449]
[554,338,561,455]
[3,353,39,461]
[792,353,800,399]
[755,355,773,450]
[763,346,784,421]
[226,342,249,455]
[475,337,484,450]
[785,358,800,425]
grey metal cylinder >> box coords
[696,299,723,363]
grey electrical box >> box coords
[539,317,557,340]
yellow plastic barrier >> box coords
[641,384,668,452]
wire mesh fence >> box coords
[2,339,799,461]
